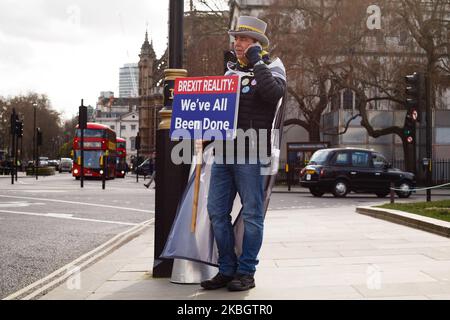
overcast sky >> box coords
[0,0,169,119]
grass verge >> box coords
[378,200,450,223]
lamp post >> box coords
[153,0,190,278]
[33,103,38,180]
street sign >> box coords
[170,75,240,141]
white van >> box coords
[59,158,73,173]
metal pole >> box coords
[14,131,18,182]
[287,163,291,192]
[80,100,84,189]
[10,109,15,185]
[390,181,395,204]
[153,0,190,278]
[19,136,23,178]
[425,74,432,202]
[102,155,106,190]
[168,0,184,69]
[136,149,139,183]
[33,104,37,180]
[36,138,39,179]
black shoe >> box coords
[200,273,234,290]
[227,274,255,292]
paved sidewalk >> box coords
[41,204,450,300]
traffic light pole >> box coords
[10,109,16,185]
[135,132,140,183]
[36,128,41,180]
[19,135,23,178]
[136,149,139,183]
[14,133,18,182]
[79,100,87,189]
[102,155,106,190]
[425,74,432,202]
[34,104,38,180]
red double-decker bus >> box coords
[115,137,127,178]
[72,123,117,179]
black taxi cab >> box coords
[299,148,415,198]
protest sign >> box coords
[170,75,240,141]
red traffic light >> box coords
[406,136,413,144]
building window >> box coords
[343,89,354,110]
[110,125,115,130]
[130,137,136,150]
[120,125,126,131]
[131,125,136,131]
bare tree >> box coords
[184,7,230,77]
[398,0,450,109]
[263,0,449,172]
[0,93,64,161]
[263,0,373,142]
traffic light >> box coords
[15,121,24,138]
[79,105,87,130]
[135,133,141,150]
[10,114,16,135]
[404,72,422,143]
[37,128,43,146]
[10,113,19,135]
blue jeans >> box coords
[207,162,265,276]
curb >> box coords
[356,206,450,238]
[3,219,154,300]
[272,190,307,194]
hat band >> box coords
[236,24,264,35]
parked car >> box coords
[0,159,13,175]
[48,159,60,170]
[38,157,49,167]
[59,158,73,173]
[299,148,415,198]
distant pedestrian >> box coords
[144,152,156,189]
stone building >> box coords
[94,91,140,162]
[137,31,164,159]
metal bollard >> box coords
[390,182,395,204]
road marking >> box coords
[0,195,154,213]
[21,190,67,193]
[0,209,139,226]
[0,202,46,208]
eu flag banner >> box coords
[170,76,240,141]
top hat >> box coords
[228,16,269,48]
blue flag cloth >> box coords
[161,59,287,266]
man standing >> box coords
[200,16,286,291]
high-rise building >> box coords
[119,63,139,98]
